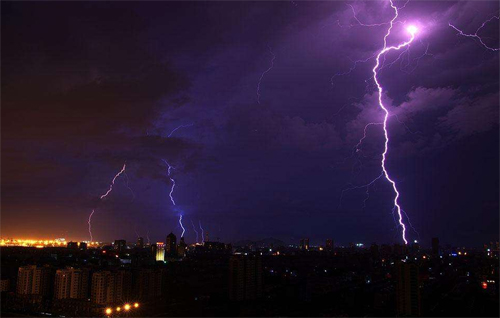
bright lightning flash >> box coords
[372,2,418,245]
[179,215,186,238]
[162,159,176,206]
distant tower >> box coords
[300,238,310,250]
[113,240,126,252]
[156,242,165,261]
[166,232,177,257]
[396,262,421,316]
[136,237,144,248]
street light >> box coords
[124,304,131,311]
[105,308,112,316]
[133,303,139,308]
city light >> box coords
[105,308,112,315]
[124,304,131,311]
[134,302,139,308]
[116,307,121,311]
[0,238,102,248]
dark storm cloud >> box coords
[1,1,498,245]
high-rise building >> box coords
[396,262,421,317]
[54,267,89,299]
[431,237,439,256]
[91,271,132,305]
[1,279,10,292]
[229,255,262,301]
[16,265,54,296]
[113,240,127,252]
[166,232,177,257]
[156,242,165,261]
[136,237,144,248]
[67,242,79,250]
[177,237,187,257]
[79,242,87,251]
[134,269,163,299]
[300,238,310,250]
[325,239,334,252]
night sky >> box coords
[2,1,499,247]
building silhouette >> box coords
[78,242,87,251]
[229,255,262,301]
[90,270,132,305]
[67,242,78,250]
[136,237,144,248]
[113,240,126,252]
[300,238,310,250]
[134,268,163,299]
[166,232,177,257]
[396,262,421,317]
[177,237,187,257]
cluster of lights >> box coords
[105,303,139,316]
[0,238,101,248]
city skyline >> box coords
[2,1,499,247]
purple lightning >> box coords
[162,159,176,206]
[88,162,127,242]
[88,210,96,242]
[449,16,499,51]
[168,123,194,138]
[199,220,205,243]
[179,215,186,237]
[191,219,199,243]
[371,1,418,245]
[99,163,127,199]
[256,45,276,104]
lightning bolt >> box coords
[191,219,199,243]
[371,0,418,245]
[88,162,127,242]
[123,172,136,201]
[162,159,176,206]
[199,220,205,243]
[168,123,194,138]
[88,210,96,242]
[99,163,127,199]
[449,16,499,51]
[256,45,276,104]
[179,215,186,238]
